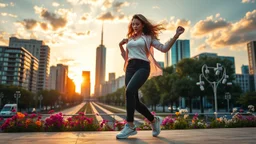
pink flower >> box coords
[67,117,72,122]
[79,112,84,116]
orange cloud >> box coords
[195,10,256,50]
[192,16,230,37]
[19,19,38,30]
[40,9,68,31]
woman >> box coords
[116,14,185,139]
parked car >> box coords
[168,106,178,112]
[232,107,244,113]
[0,104,17,118]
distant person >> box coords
[116,14,185,139]
[32,108,36,113]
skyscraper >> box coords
[49,64,68,94]
[9,37,50,91]
[192,52,236,74]
[81,71,90,99]
[94,24,106,97]
[164,40,190,67]
[108,73,115,81]
[247,41,256,90]
[0,46,39,93]
[241,65,249,74]
[247,41,256,75]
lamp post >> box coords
[0,92,4,108]
[14,91,21,112]
[196,63,232,119]
[225,92,231,112]
[38,95,43,112]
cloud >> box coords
[40,9,68,31]
[75,31,90,36]
[196,44,208,51]
[58,58,75,63]
[0,3,8,8]
[80,13,91,22]
[97,12,115,20]
[161,17,191,31]
[102,0,113,9]
[241,0,255,3]
[40,22,49,30]
[20,19,38,30]
[112,1,130,12]
[67,0,102,5]
[0,13,18,18]
[52,2,60,7]
[192,15,230,36]
[195,10,256,50]
[30,32,38,39]
[0,31,9,45]
[96,11,128,22]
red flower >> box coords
[48,110,55,114]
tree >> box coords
[237,92,256,107]
[141,78,160,111]
[174,77,200,113]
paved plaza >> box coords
[0,128,255,144]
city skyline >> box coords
[0,0,255,94]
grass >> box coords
[84,103,97,120]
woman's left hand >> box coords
[176,26,185,36]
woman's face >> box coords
[132,18,144,34]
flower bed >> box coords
[1,106,255,132]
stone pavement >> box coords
[0,128,255,144]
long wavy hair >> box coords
[127,14,165,39]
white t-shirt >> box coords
[126,37,149,62]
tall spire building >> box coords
[94,23,106,97]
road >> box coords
[42,102,86,120]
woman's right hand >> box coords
[119,38,128,46]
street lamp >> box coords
[14,91,21,112]
[225,92,231,112]
[0,92,4,108]
[197,63,231,118]
[38,95,43,112]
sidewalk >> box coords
[0,128,255,144]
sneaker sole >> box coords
[116,131,137,139]
[153,117,162,137]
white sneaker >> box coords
[116,123,137,139]
[151,116,162,137]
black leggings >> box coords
[125,59,154,122]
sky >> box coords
[0,0,256,94]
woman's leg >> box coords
[125,68,150,123]
[135,92,154,122]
